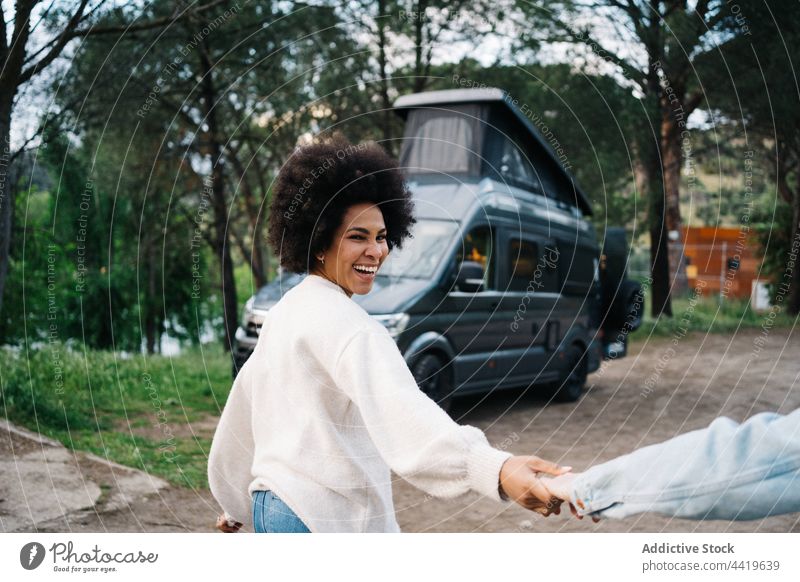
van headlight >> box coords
[241,297,255,329]
[240,297,269,337]
[372,312,410,338]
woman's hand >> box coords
[542,472,601,522]
[216,513,243,533]
[499,455,571,516]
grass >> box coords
[0,343,232,489]
[630,293,797,342]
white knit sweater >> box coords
[208,273,513,532]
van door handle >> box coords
[546,320,560,350]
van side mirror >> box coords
[455,261,485,293]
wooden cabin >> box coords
[680,226,762,299]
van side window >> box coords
[455,226,494,290]
[507,239,539,291]
[505,239,559,292]
[482,110,565,206]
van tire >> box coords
[552,344,587,402]
[411,354,453,413]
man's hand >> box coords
[543,471,576,501]
[216,513,243,533]
[499,455,571,516]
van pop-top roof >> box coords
[393,88,593,216]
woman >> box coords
[209,135,568,533]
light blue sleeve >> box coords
[572,408,800,521]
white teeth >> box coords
[354,265,377,274]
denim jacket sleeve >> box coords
[571,408,800,521]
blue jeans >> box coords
[252,490,311,533]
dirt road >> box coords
[394,329,800,533]
[4,329,798,533]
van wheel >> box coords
[553,344,587,402]
[411,354,453,413]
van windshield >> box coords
[380,219,458,279]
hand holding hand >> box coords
[499,455,571,516]
[542,472,600,522]
[543,471,576,501]
[216,513,243,533]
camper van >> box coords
[232,88,642,410]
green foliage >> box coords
[1,124,216,352]
[752,196,797,304]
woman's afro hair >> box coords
[267,133,416,273]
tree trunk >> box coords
[788,187,800,316]
[144,242,158,354]
[228,149,266,287]
[645,72,673,318]
[198,44,238,353]
[247,144,273,282]
[144,312,157,354]
[646,151,673,318]
[661,113,682,234]
[412,0,428,93]
[660,109,688,293]
[376,0,393,144]
[0,102,14,329]
[154,313,163,354]
[212,226,239,354]
[250,231,266,288]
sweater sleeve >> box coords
[208,366,256,528]
[332,325,513,503]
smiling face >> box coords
[312,203,389,296]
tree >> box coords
[516,0,741,316]
[698,0,800,314]
[0,0,228,341]
[0,118,209,352]
[333,0,506,151]
[56,1,362,351]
